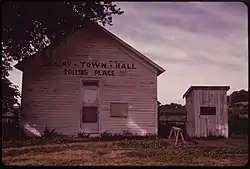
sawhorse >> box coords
[168,126,185,145]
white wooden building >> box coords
[15,21,165,137]
[183,86,230,138]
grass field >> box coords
[2,137,248,166]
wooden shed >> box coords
[15,21,165,137]
[183,86,230,138]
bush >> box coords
[2,121,27,140]
[42,125,62,140]
[100,130,157,141]
[229,115,248,136]
[78,131,90,138]
[100,131,116,141]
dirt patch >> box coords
[193,138,248,148]
[2,138,248,166]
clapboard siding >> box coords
[185,88,229,138]
[20,26,159,136]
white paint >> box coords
[18,25,160,136]
[127,116,147,135]
[22,123,42,137]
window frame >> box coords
[80,78,100,125]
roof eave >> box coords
[14,62,23,71]
[182,88,191,99]
[157,69,166,76]
[183,86,230,99]
[93,22,166,76]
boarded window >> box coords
[200,107,216,115]
[110,103,128,117]
[82,107,98,123]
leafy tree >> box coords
[1,1,123,115]
[160,103,184,109]
[2,1,123,60]
[1,77,20,114]
[229,89,248,104]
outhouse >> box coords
[183,86,230,138]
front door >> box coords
[81,80,99,133]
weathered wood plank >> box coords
[185,89,229,138]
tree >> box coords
[230,89,248,104]
[1,57,20,115]
[1,1,123,115]
[2,1,123,60]
[1,77,20,114]
[160,103,184,109]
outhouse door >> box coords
[81,80,99,133]
[199,106,217,137]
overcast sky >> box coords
[9,2,248,105]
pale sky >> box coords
[9,2,248,105]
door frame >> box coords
[79,77,101,133]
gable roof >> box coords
[183,86,230,98]
[15,21,165,76]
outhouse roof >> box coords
[183,86,230,98]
